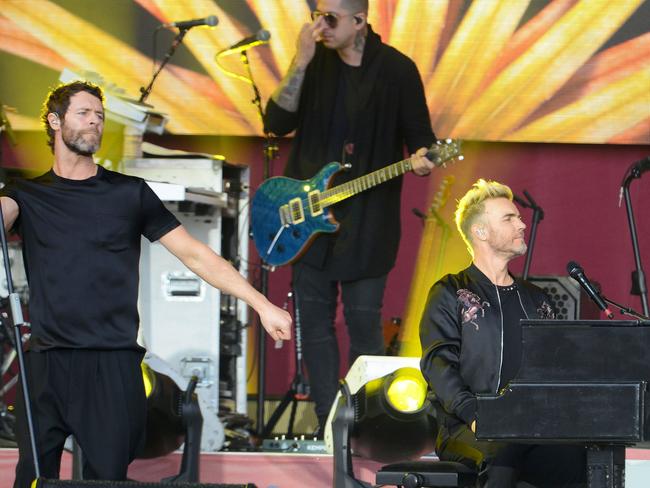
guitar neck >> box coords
[319,157,413,208]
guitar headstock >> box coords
[430,175,456,214]
[426,139,464,168]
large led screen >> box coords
[1,0,648,143]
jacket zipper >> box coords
[516,290,530,319]
[494,284,504,393]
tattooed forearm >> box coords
[272,58,307,112]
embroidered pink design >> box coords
[537,301,555,319]
[457,289,490,330]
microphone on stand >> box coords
[566,261,614,319]
[216,29,271,57]
[619,156,650,206]
[161,15,218,30]
[631,156,650,178]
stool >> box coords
[376,460,477,488]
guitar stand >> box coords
[262,288,310,439]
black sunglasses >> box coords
[311,10,355,29]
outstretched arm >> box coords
[159,226,292,341]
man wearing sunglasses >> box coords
[264,0,437,436]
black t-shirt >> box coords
[2,166,180,351]
[497,283,528,390]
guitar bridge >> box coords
[279,204,291,226]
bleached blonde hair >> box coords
[454,179,513,256]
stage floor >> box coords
[1,449,649,487]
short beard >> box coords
[513,241,528,257]
[62,126,101,156]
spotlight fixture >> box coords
[326,356,437,488]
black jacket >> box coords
[419,264,555,428]
[264,26,435,280]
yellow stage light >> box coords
[140,361,156,398]
[386,368,428,413]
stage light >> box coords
[139,360,186,459]
[385,368,428,413]
[139,355,204,482]
[348,367,435,463]
[141,361,155,398]
[326,356,437,488]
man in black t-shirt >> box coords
[419,179,586,487]
[263,0,437,433]
[0,81,292,487]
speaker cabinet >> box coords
[528,275,601,320]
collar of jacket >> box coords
[359,24,382,68]
[466,262,519,288]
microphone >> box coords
[217,29,271,57]
[619,156,649,206]
[632,156,650,177]
[162,15,218,30]
[566,261,614,319]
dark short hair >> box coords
[341,0,368,14]
[41,81,104,153]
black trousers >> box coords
[14,349,146,488]
[437,423,587,488]
[292,262,388,426]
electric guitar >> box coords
[251,139,463,267]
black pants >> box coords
[437,423,587,488]
[14,349,146,487]
[292,262,388,426]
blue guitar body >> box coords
[251,162,342,267]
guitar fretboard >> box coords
[318,158,413,207]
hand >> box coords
[258,301,293,342]
[295,18,325,67]
[410,146,435,176]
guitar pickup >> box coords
[308,190,323,216]
[289,197,305,224]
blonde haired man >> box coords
[419,179,586,487]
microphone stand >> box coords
[602,295,650,321]
[513,190,544,280]
[232,49,279,437]
[139,27,190,104]
[0,201,40,478]
[620,161,649,317]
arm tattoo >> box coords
[272,58,307,112]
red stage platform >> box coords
[1,449,649,487]
[0,449,382,487]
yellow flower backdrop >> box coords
[1,0,648,143]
